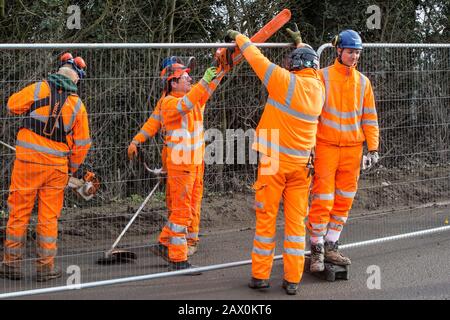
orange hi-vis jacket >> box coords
[132,102,162,145]
[160,74,223,171]
[317,59,379,151]
[236,34,325,164]
[7,79,91,174]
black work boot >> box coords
[248,277,270,289]
[282,279,299,295]
[310,243,325,272]
[0,263,24,280]
[150,243,169,262]
[324,241,351,265]
[36,265,62,282]
[168,260,201,275]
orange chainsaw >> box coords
[68,171,100,201]
[213,8,292,73]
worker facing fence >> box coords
[227,26,324,295]
[0,53,91,282]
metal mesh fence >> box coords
[0,43,449,296]
[318,43,450,244]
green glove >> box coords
[202,67,217,84]
[227,29,240,41]
[286,27,302,46]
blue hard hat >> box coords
[161,56,180,69]
[332,30,363,50]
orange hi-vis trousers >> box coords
[307,143,363,239]
[3,160,68,269]
[158,164,204,262]
[252,155,311,284]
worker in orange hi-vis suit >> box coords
[128,57,223,258]
[227,27,325,295]
[148,60,224,272]
[0,53,91,282]
[307,30,380,273]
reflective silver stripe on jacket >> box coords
[166,139,204,151]
[361,119,379,126]
[263,63,276,87]
[74,138,91,146]
[240,41,253,53]
[34,81,43,101]
[65,98,82,132]
[267,98,319,122]
[257,136,310,157]
[321,118,360,132]
[16,140,69,157]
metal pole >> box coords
[106,180,161,255]
[0,43,294,50]
[1,225,448,299]
[0,140,15,151]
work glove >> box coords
[286,27,302,46]
[202,67,217,84]
[127,141,139,160]
[226,29,240,41]
[362,151,379,170]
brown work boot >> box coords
[187,243,198,257]
[309,243,325,272]
[36,265,62,282]
[324,241,351,265]
[0,263,24,280]
[150,243,169,262]
[248,277,270,289]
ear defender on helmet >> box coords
[331,35,340,47]
[59,52,87,79]
[287,46,320,71]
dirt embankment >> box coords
[1,164,448,247]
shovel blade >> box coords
[97,249,137,265]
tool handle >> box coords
[109,180,161,252]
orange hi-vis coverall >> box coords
[307,58,379,243]
[236,34,325,284]
[157,73,223,262]
[4,75,91,270]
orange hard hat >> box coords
[160,63,190,91]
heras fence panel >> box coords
[0,42,449,297]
